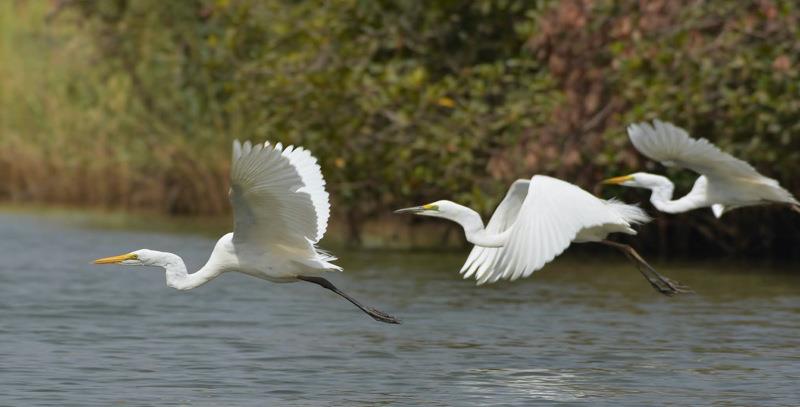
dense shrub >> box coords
[1,0,798,256]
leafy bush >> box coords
[2,0,799,256]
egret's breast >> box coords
[575,223,635,243]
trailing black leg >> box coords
[600,240,692,296]
[297,276,400,324]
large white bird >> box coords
[603,120,799,217]
[395,175,689,295]
[94,140,399,324]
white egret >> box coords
[395,175,689,295]
[94,140,399,324]
[603,120,799,217]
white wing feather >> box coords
[629,120,798,207]
[628,120,765,181]
[460,179,529,280]
[269,142,330,241]
[230,140,330,250]
[476,175,631,284]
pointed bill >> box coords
[93,253,137,264]
[601,175,634,185]
[394,203,438,214]
[394,206,426,214]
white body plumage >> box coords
[94,141,399,323]
[604,120,799,217]
[397,175,652,285]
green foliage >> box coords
[2,0,799,255]
[43,0,557,230]
[602,0,800,255]
[609,0,800,171]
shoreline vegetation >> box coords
[0,203,468,250]
[6,205,800,273]
[2,1,799,258]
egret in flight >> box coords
[396,175,689,295]
[94,140,399,324]
[603,120,799,217]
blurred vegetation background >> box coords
[1,0,799,258]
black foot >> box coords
[366,307,401,324]
[647,275,693,296]
[297,275,401,325]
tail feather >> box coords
[605,198,652,225]
[294,239,343,271]
[773,185,799,206]
[314,246,342,271]
[749,176,798,205]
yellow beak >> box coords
[93,253,137,264]
[601,175,634,185]
[394,203,439,214]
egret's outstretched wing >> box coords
[230,140,330,249]
[275,142,330,241]
[460,179,529,280]
[629,120,798,209]
[478,176,627,284]
[628,120,764,181]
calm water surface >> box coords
[1,212,799,406]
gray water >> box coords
[1,212,799,406]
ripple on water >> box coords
[1,212,799,406]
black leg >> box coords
[297,276,400,324]
[600,240,692,296]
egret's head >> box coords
[93,249,161,266]
[602,172,666,189]
[394,200,462,219]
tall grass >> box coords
[0,1,229,214]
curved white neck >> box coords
[645,176,706,214]
[438,205,509,248]
[151,252,221,290]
